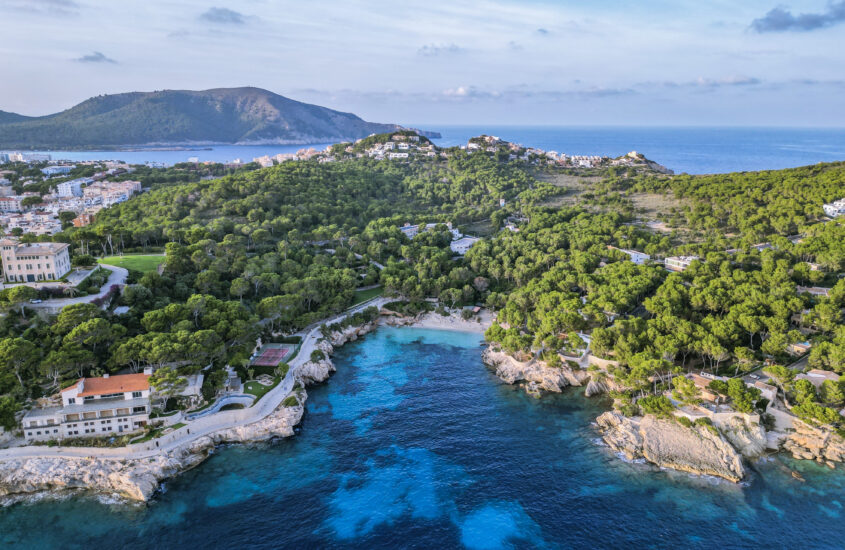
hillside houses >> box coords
[823,198,845,218]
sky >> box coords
[0,0,843,127]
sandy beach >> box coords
[404,309,493,334]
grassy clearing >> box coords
[243,377,281,402]
[629,192,685,219]
[98,254,163,273]
[352,286,383,306]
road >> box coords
[27,264,128,312]
[0,295,392,461]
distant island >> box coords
[0,87,439,150]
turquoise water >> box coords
[2,327,845,548]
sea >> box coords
[17,126,845,175]
[2,327,845,549]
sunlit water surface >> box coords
[2,327,844,549]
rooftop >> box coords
[62,373,150,397]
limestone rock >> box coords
[482,347,589,394]
[595,411,746,482]
[715,416,767,458]
[782,420,845,463]
[0,391,308,503]
[297,358,336,385]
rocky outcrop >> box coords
[782,420,845,464]
[0,391,306,503]
[327,321,378,348]
[482,347,589,394]
[297,358,336,385]
[595,411,746,482]
[583,374,626,397]
[714,416,767,458]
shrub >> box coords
[311,349,326,362]
[282,395,299,407]
[638,395,675,417]
[676,416,693,428]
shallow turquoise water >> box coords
[2,327,845,548]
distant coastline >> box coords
[8,126,843,174]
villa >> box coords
[607,245,650,265]
[0,237,71,282]
[21,371,153,442]
[664,255,699,272]
[822,199,845,218]
[795,369,841,389]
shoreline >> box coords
[400,310,493,334]
[0,302,491,505]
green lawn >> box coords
[352,286,383,306]
[98,254,163,273]
[244,377,281,403]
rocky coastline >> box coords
[482,346,589,396]
[0,308,487,505]
[0,317,386,504]
[0,391,307,504]
[484,345,845,482]
[595,411,746,482]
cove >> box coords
[2,326,845,549]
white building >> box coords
[56,178,90,198]
[664,256,699,272]
[42,165,74,177]
[822,199,845,218]
[388,152,409,160]
[400,222,461,240]
[609,246,651,265]
[0,196,22,212]
[21,371,152,442]
[450,236,480,255]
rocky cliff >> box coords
[482,347,589,395]
[595,411,746,482]
[782,420,845,465]
[714,416,768,458]
[0,391,306,503]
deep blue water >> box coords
[15,126,845,174]
[433,126,845,175]
[2,327,845,549]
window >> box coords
[133,406,147,414]
[67,398,75,404]
[132,391,142,398]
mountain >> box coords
[0,87,436,150]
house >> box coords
[0,237,71,282]
[787,341,812,356]
[822,199,845,218]
[689,373,722,403]
[72,213,95,227]
[795,369,841,389]
[797,286,831,298]
[388,152,409,160]
[400,222,460,240]
[41,165,74,177]
[450,236,480,255]
[664,256,699,272]
[21,371,152,442]
[608,245,650,265]
[752,380,778,403]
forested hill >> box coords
[0,87,414,149]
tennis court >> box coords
[251,343,296,366]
